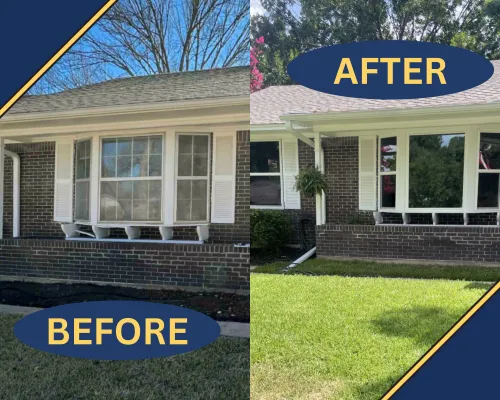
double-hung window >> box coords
[250,141,282,206]
[99,135,163,222]
[176,134,210,222]
[75,140,91,221]
[478,132,500,208]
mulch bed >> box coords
[0,281,249,323]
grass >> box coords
[251,273,490,400]
[0,314,249,400]
[253,258,500,282]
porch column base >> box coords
[373,212,383,225]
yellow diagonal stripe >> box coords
[0,0,117,118]
[382,280,500,399]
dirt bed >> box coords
[0,281,249,322]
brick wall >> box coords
[283,140,316,246]
[323,137,372,224]
[317,224,500,263]
[3,142,61,239]
[0,239,249,291]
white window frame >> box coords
[174,132,211,224]
[98,133,165,224]
[476,131,500,212]
[378,135,398,212]
[250,139,284,210]
[363,125,500,215]
[74,138,92,223]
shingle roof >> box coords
[8,66,249,116]
[251,60,500,125]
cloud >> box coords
[250,0,265,16]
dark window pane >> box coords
[381,175,396,208]
[251,176,281,206]
[409,134,464,208]
[479,133,500,170]
[478,173,499,208]
[102,139,116,157]
[251,142,280,173]
[380,137,397,172]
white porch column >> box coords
[314,132,325,226]
[0,138,4,239]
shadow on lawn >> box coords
[354,376,400,400]
[372,306,464,348]
[463,282,494,291]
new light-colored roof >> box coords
[251,60,500,125]
[8,66,249,116]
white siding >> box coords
[282,138,301,209]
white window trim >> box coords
[74,138,92,223]
[378,134,398,212]
[475,130,500,212]
[250,139,285,209]
[366,124,500,215]
[98,134,164,224]
[173,132,211,224]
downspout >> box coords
[4,150,20,238]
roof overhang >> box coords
[0,95,250,140]
[278,102,500,134]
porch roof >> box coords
[250,60,500,126]
[6,66,249,117]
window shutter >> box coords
[359,136,377,211]
[282,138,301,209]
[211,132,236,223]
[54,140,74,222]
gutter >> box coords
[279,102,500,123]
[0,95,250,124]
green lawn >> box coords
[0,314,249,400]
[253,258,500,282]
[251,273,490,400]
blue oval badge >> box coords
[14,301,221,360]
[287,40,494,99]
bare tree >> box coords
[31,0,249,94]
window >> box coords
[250,141,281,206]
[408,133,464,208]
[379,137,397,208]
[176,134,210,222]
[75,140,91,221]
[99,136,163,222]
[478,132,500,208]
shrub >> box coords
[251,210,292,250]
[294,166,327,197]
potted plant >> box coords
[294,166,327,197]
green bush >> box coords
[250,210,292,250]
[294,166,327,197]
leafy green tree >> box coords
[252,0,500,86]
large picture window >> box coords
[478,132,500,208]
[408,133,465,208]
[250,141,281,206]
[176,134,210,222]
[99,135,163,222]
[380,137,397,209]
[75,140,91,221]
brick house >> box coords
[250,60,500,264]
[0,67,250,291]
